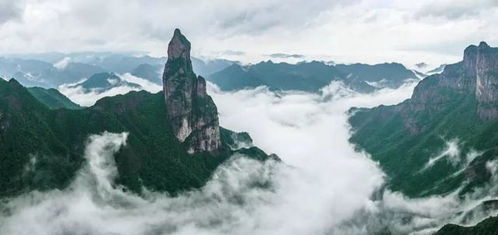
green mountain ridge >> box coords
[27,87,82,110]
[436,216,498,235]
[348,42,498,233]
[208,60,417,93]
[0,77,274,198]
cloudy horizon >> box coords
[1,0,498,68]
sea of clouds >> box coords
[2,80,498,234]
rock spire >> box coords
[162,29,221,153]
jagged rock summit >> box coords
[408,41,498,122]
[162,29,221,154]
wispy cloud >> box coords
[0,1,25,24]
[53,57,71,70]
[414,0,498,20]
[268,53,305,59]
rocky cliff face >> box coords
[473,42,498,120]
[405,41,498,124]
[162,29,221,154]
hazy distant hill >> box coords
[0,53,234,88]
[67,72,141,93]
[0,57,106,87]
[208,60,417,93]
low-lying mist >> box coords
[2,80,498,234]
[58,73,162,106]
[208,81,498,234]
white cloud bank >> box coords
[2,81,498,234]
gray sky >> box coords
[0,0,497,67]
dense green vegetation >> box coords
[27,87,82,110]
[435,216,498,235]
[349,70,498,197]
[220,127,253,149]
[0,78,273,198]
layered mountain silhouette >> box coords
[208,61,417,93]
[0,52,233,88]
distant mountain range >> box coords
[1,50,426,95]
[0,57,105,87]
[0,52,233,88]
[208,61,419,93]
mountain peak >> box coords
[174,28,181,36]
[8,78,22,87]
[422,42,498,120]
[163,29,221,154]
[479,41,490,49]
[168,28,191,60]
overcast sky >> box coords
[0,0,497,67]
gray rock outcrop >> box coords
[473,42,498,120]
[405,41,498,126]
[162,29,221,153]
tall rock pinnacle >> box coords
[162,29,221,153]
